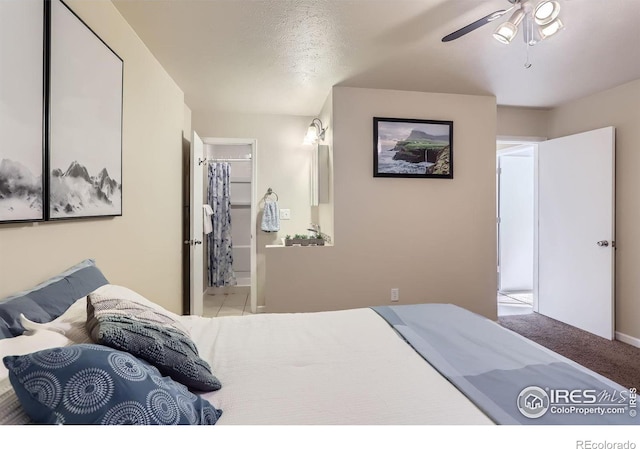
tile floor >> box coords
[498,292,533,305]
[202,287,252,317]
[497,291,533,316]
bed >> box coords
[0,260,636,425]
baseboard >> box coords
[615,331,640,348]
[256,305,267,314]
[205,285,250,295]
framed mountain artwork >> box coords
[48,0,123,220]
[0,0,46,223]
[373,117,453,179]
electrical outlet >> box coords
[391,288,399,302]
[280,209,291,220]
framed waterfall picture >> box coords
[48,0,123,220]
[0,0,46,223]
[373,117,453,179]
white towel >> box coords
[261,200,280,232]
[203,204,214,235]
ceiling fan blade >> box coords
[442,9,510,42]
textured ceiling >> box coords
[112,0,640,116]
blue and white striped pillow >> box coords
[0,259,109,339]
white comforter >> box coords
[181,308,493,425]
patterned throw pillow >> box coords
[86,291,190,337]
[87,294,221,392]
[3,344,222,425]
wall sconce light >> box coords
[303,118,327,145]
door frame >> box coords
[202,137,258,314]
[181,133,191,315]
[497,136,545,313]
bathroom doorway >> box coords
[202,138,257,317]
[185,134,258,317]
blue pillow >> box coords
[3,344,222,425]
[0,259,109,339]
[86,308,222,392]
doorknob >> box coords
[194,240,202,245]
[597,240,609,247]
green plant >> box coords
[285,235,291,240]
[293,234,304,239]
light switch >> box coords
[280,209,291,220]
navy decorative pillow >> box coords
[3,344,222,425]
[87,295,221,392]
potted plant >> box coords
[298,234,310,246]
[284,233,325,246]
[284,234,306,246]
[309,234,325,246]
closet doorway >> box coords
[187,133,257,318]
[496,143,536,316]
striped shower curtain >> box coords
[207,163,237,287]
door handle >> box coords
[194,240,202,245]
[597,240,609,247]
[184,240,203,246]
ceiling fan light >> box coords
[508,8,526,27]
[493,8,525,44]
[493,22,518,44]
[539,18,565,39]
[534,1,561,26]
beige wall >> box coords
[190,111,314,307]
[266,87,498,319]
[0,1,186,314]
[547,78,640,341]
[497,106,550,139]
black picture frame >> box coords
[0,0,46,223]
[47,0,123,220]
[373,117,453,179]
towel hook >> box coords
[265,187,278,201]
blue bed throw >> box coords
[372,304,638,425]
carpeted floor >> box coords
[498,312,640,389]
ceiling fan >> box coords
[442,0,565,45]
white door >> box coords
[538,127,615,340]
[498,155,534,292]
[190,131,204,316]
